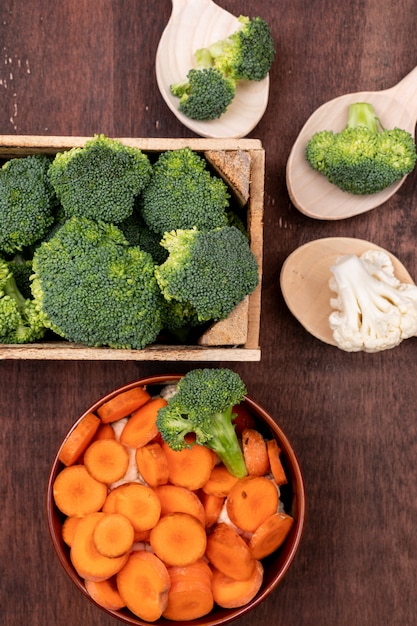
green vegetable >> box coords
[140,148,230,236]
[156,368,248,478]
[0,155,56,255]
[155,226,259,322]
[170,48,236,121]
[31,216,164,349]
[305,102,417,194]
[209,15,275,82]
[48,134,152,223]
[119,211,168,265]
[0,258,45,344]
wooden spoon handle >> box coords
[386,65,417,128]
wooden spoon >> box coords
[286,66,417,220]
[280,237,415,346]
[155,0,270,138]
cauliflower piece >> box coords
[329,250,417,353]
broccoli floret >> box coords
[0,155,56,255]
[8,253,33,300]
[209,15,275,82]
[140,148,230,236]
[0,257,45,343]
[170,48,236,120]
[155,226,259,322]
[305,102,417,194]
[31,216,164,350]
[48,134,152,223]
[156,368,248,478]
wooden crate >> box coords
[0,136,264,361]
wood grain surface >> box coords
[1,1,417,625]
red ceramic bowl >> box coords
[46,374,305,626]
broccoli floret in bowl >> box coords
[48,134,152,223]
[305,102,417,194]
[31,216,164,350]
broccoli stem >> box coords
[346,102,381,133]
[4,273,27,311]
[204,406,248,478]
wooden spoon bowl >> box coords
[286,66,417,220]
[155,0,270,138]
[280,237,415,346]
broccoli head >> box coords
[48,134,152,223]
[119,211,168,265]
[0,155,56,255]
[31,216,164,350]
[156,367,248,477]
[140,148,230,236]
[305,102,417,194]
[209,15,275,82]
[155,226,259,322]
[170,48,236,121]
[0,257,45,344]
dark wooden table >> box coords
[1,1,417,624]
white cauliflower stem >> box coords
[329,250,417,353]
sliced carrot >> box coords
[202,464,240,497]
[116,550,170,622]
[102,483,125,514]
[58,412,101,466]
[242,428,270,476]
[92,423,116,442]
[205,523,256,581]
[150,512,207,567]
[267,439,288,485]
[70,512,129,582]
[226,476,279,533]
[249,512,294,559]
[163,560,214,621]
[61,515,81,547]
[155,484,206,526]
[97,386,151,424]
[85,576,125,611]
[135,441,169,487]
[211,559,264,608]
[92,512,135,558]
[232,404,256,437]
[111,482,161,532]
[120,397,167,448]
[53,464,107,517]
[198,491,224,528]
[83,438,130,484]
[162,440,216,490]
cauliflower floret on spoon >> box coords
[329,250,417,353]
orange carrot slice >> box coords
[85,576,125,611]
[211,559,264,608]
[58,412,100,466]
[163,560,214,621]
[116,551,170,622]
[226,476,279,533]
[155,484,206,526]
[61,515,81,547]
[249,512,294,559]
[202,464,240,497]
[150,512,207,567]
[135,441,169,487]
[84,439,129,484]
[111,482,161,532]
[97,386,151,424]
[92,423,116,442]
[70,512,129,582]
[120,397,167,448]
[198,491,224,528]
[92,512,135,558]
[162,440,216,490]
[53,465,107,517]
[267,439,288,485]
[242,428,270,476]
[205,523,256,581]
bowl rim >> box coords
[46,374,306,626]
